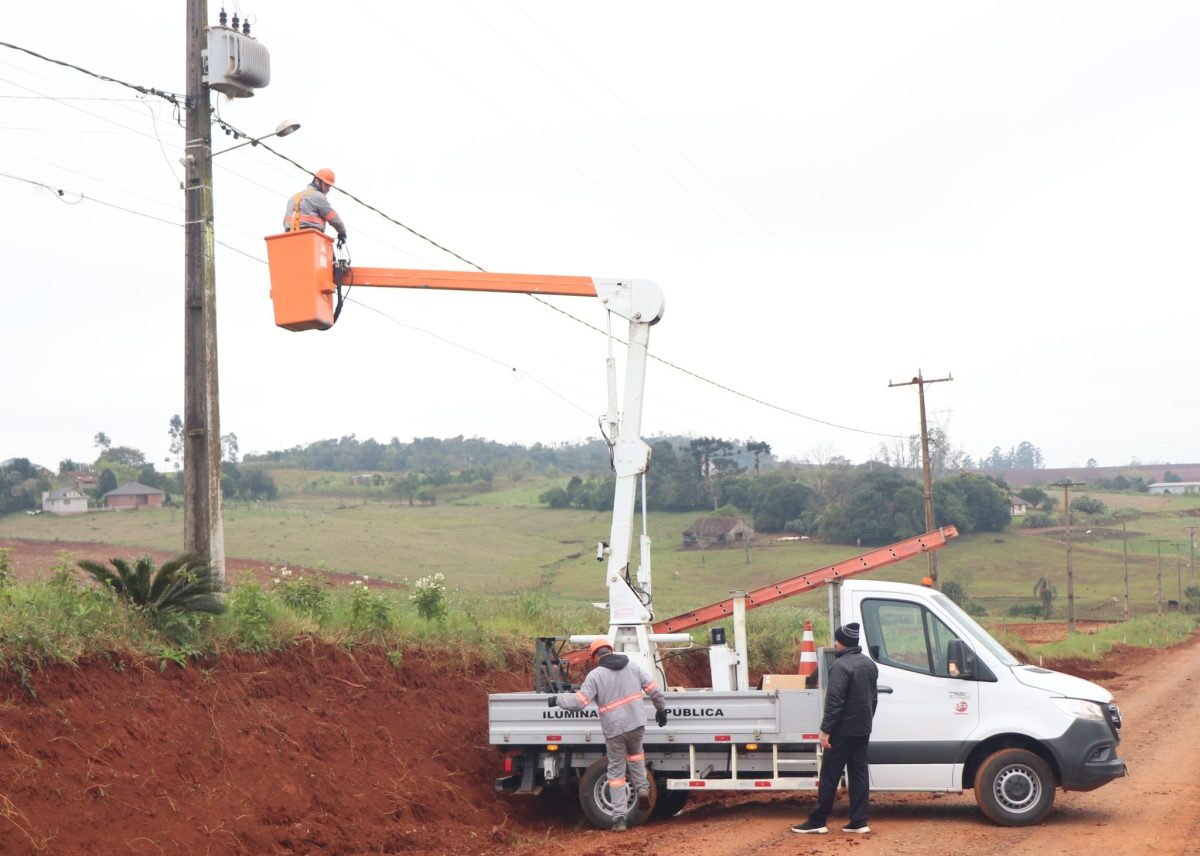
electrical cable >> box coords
[0,42,185,106]
[4,45,908,442]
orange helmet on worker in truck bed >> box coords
[314,167,336,187]
[588,638,612,658]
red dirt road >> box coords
[0,535,1197,854]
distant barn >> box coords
[103,482,165,510]
[682,516,754,549]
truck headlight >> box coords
[1050,697,1106,722]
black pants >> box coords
[809,734,870,825]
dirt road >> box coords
[515,633,1200,856]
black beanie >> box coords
[834,622,861,647]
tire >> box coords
[578,759,657,829]
[651,776,690,819]
[973,748,1056,826]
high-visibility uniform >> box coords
[283,181,346,238]
[553,653,667,818]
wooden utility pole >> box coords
[1176,543,1183,605]
[1121,521,1129,621]
[1189,526,1197,585]
[889,370,952,589]
[1151,539,1169,616]
[184,0,226,588]
[1050,480,1083,632]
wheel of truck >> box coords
[973,748,1055,826]
[578,759,656,829]
[651,776,690,819]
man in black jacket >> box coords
[792,621,878,835]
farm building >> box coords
[683,516,755,548]
[1010,495,1031,515]
[1148,481,1200,495]
[103,482,166,510]
[41,488,89,515]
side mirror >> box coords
[946,639,975,679]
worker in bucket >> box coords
[548,639,668,832]
[283,168,348,248]
[791,621,878,835]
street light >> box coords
[211,118,301,156]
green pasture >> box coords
[3,482,1198,622]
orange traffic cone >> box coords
[798,620,817,682]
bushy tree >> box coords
[752,481,815,532]
[935,473,1012,532]
[1071,495,1107,516]
[819,468,924,545]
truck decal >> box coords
[543,710,599,719]
[666,708,725,717]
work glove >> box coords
[656,709,668,728]
[547,696,558,708]
[336,234,347,249]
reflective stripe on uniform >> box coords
[324,209,338,221]
[608,777,626,788]
[574,691,590,706]
[627,753,644,762]
[598,691,642,714]
[642,680,659,692]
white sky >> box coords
[3,2,1197,472]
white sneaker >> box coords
[841,821,870,833]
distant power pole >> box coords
[1189,526,1197,585]
[1121,521,1129,622]
[1050,480,1084,632]
[1151,539,1169,616]
[889,370,953,589]
[184,0,227,587]
[1176,543,1183,604]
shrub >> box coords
[1007,603,1044,618]
[1022,511,1055,528]
[0,547,14,588]
[409,573,448,623]
[226,578,275,651]
[271,566,331,622]
[348,581,392,633]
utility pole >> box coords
[1189,526,1197,585]
[1176,543,1183,605]
[1121,521,1129,622]
[184,0,226,588]
[1050,480,1083,632]
[1151,539,1169,616]
[889,370,952,589]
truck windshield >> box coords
[932,594,1020,666]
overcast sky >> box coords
[4,2,1197,473]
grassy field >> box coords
[4,479,1199,622]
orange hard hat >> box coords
[314,167,336,187]
[588,639,612,658]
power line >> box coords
[5,42,908,444]
[0,41,184,106]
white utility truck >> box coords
[263,232,1126,830]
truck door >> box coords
[856,595,980,790]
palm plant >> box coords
[1032,576,1057,620]
[78,553,225,616]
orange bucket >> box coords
[264,230,336,331]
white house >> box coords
[1148,481,1200,495]
[42,488,89,515]
[1010,495,1031,516]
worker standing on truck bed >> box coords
[548,639,668,832]
[283,168,348,248]
[792,622,878,835]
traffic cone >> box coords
[798,620,817,682]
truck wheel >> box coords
[974,748,1055,826]
[578,759,656,829]
[651,777,690,818]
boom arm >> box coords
[264,229,666,674]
